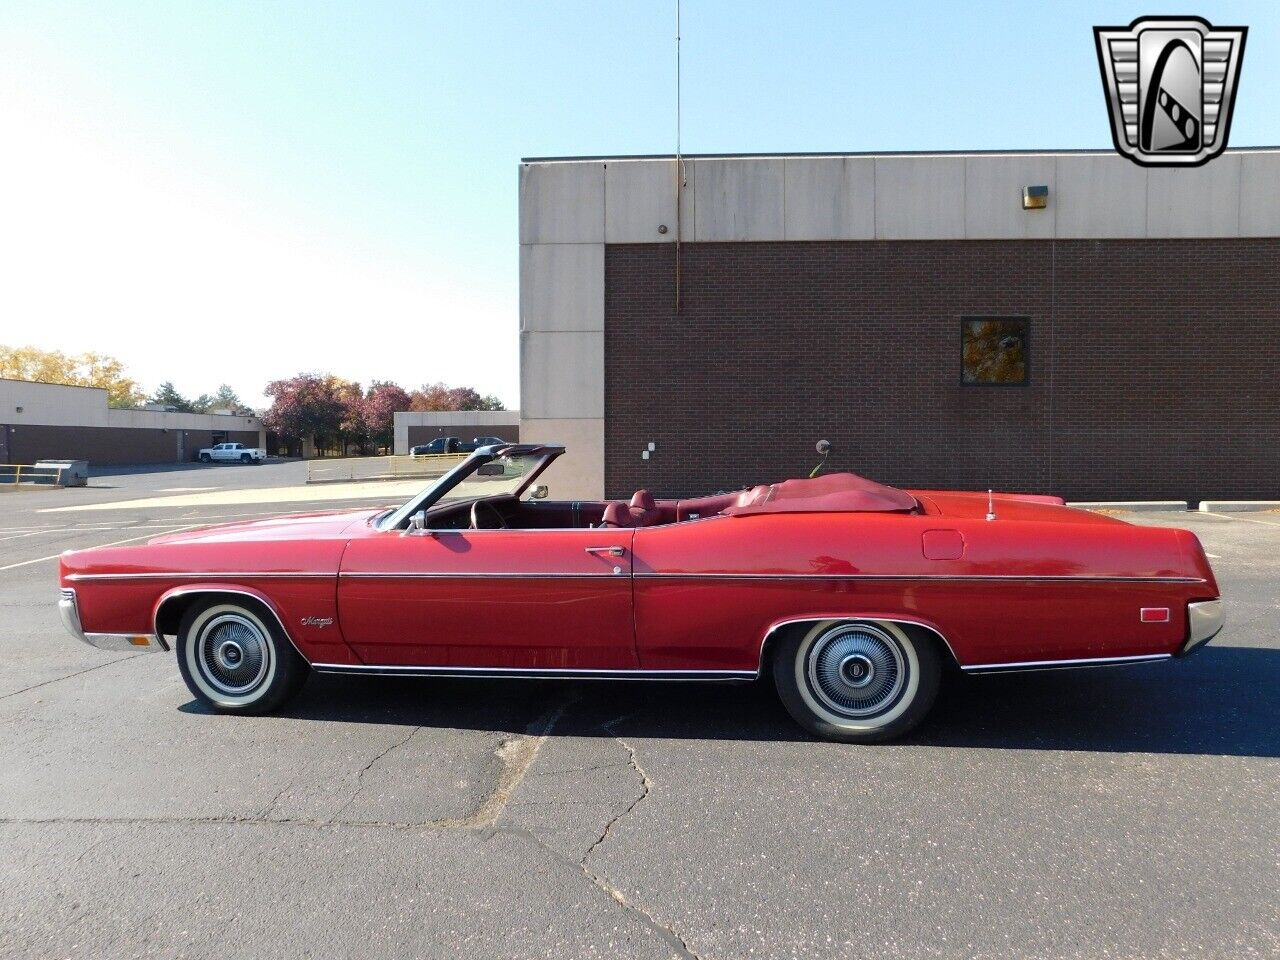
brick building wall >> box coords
[604,239,1280,504]
[4,425,263,466]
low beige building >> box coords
[0,378,265,466]
[392,409,520,455]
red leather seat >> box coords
[628,490,662,527]
[600,502,635,528]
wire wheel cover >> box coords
[198,614,269,695]
[806,623,907,718]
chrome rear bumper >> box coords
[1180,599,1224,656]
[58,588,167,652]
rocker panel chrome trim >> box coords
[312,663,756,681]
[961,653,1172,673]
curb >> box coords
[1198,501,1280,513]
[1067,500,1188,512]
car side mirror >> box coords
[529,484,549,500]
[402,510,426,536]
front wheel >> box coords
[773,620,940,743]
[199,453,211,463]
[240,453,251,463]
[176,599,309,714]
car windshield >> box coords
[379,448,556,529]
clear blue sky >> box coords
[2,2,1276,407]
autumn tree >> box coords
[409,382,505,412]
[262,374,345,456]
[0,344,144,408]
[331,378,367,455]
[362,381,413,453]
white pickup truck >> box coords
[198,442,266,464]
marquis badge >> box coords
[1094,16,1246,167]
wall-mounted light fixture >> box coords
[1022,185,1049,210]
[15,406,23,414]
[641,441,657,461]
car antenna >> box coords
[810,439,831,478]
[986,488,997,521]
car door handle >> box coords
[585,546,625,557]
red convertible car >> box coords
[57,444,1224,742]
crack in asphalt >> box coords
[328,725,424,823]
[0,700,702,958]
[0,656,142,703]
[566,729,702,960]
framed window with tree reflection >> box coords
[961,317,1029,385]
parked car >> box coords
[198,442,265,464]
[410,437,462,456]
[57,443,1223,742]
[410,437,506,456]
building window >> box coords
[961,317,1029,385]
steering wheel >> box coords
[470,499,507,530]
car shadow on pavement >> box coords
[220,643,1280,759]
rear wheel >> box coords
[176,599,308,714]
[773,620,940,743]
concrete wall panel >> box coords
[1239,153,1280,237]
[519,162,605,244]
[873,157,965,239]
[693,158,785,242]
[1147,155,1241,237]
[605,159,682,244]
[965,156,1056,239]
[517,417,604,500]
[520,331,603,420]
[783,157,875,240]
[519,244,604,333]
[1054,155,1148,238]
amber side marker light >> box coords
[128,635,154,647]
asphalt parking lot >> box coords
[1,466,1277,959]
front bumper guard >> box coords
[1180,599,1225,657]
[58,589,168,652]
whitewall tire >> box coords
[176,599,308,714]
[773,620,941,743]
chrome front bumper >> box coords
[58,588,167,652]
[1180,599,1225,656]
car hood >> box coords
[146,507,388,545]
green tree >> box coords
[148,382,195,412]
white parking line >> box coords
[0,524,202,572]
[1201,511,1280,527]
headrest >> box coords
[601,502,634,528]
[629,489,656,511]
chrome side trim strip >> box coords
[339,571,620,579]
[82,632,167,652]
[312,663,757,681]
[961,653,1172,674]
[755,616,962,672]
[636,573,1204,583]
[68,571,1203,584]
[151,586,305,661]
[67,572,333,581]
